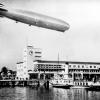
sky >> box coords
[0,0,100,70]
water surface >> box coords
[0,87,100,100]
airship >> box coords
[0,3,70,32]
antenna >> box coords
[57,52,60,74]
[58,53,59,65]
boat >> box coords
[50,73,73,89]
[86,81,100,91]
[50,79,71,89]
[50,58,73,89]
[70,81,89,89]
[28,80,39,88]
[71,86,89,89]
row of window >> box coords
[69,65,97,69]
[37,64,62,67]
[37,66,62,69]
[69,69,100,73]
[38,69,65,72]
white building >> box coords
[16,45,42,80]
[23,45,42,71]
[16,62,28,80]
[31,60,68,80]
[16,45,69,80]
[16,45,100,83]
[68,61,100,85]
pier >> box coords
[0,79,50,88]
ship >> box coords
[50,73,73,89]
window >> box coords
[90,66,92,68]
[69,65,71,67]
[35,52,41,54]
[73,65,76,67]
[94,66,96,68]
[78,65,80,68]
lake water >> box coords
[0,87,100,100]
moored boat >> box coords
[70,85,89,89]
[86,81,100,91]
[50,73,73,89]
[50,79,71,89]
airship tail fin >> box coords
[0,3,4,7]
[0,3,7,12]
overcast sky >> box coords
[0,0,100,70]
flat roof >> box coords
[36,60,66,63]
[16,62,23,64]
[36,60,100,65]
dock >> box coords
[0,79,50,89]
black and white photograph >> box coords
[0,0,100,100]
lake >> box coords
[0,87,100,100]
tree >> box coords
[1,66,8,75]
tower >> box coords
[23,45,42,75]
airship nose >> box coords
[60,21,70,32]
[65,22,70,30]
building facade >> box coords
[29,60,68,80]
[68,62,100,82]
[16,45,42,80]
[16,45,69,80]
[16,45,100,83]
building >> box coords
[16,45,100,83]
[16,45,69,80]
[16,62,29,80]
[23,45,42,71]
[68,61,100,82]
[28,60,68,80]
[16,45,42,80]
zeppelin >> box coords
[0,3,70,32]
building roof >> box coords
[16,62,23,64]
[36,60,100,65]
[36,60,66,64]
[67,61,100,65]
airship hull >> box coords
[0,8,69,32]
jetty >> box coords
[0,79,50,89]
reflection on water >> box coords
[0,87,100,100]
[53,88,88,100]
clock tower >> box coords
[23,45,42,76]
